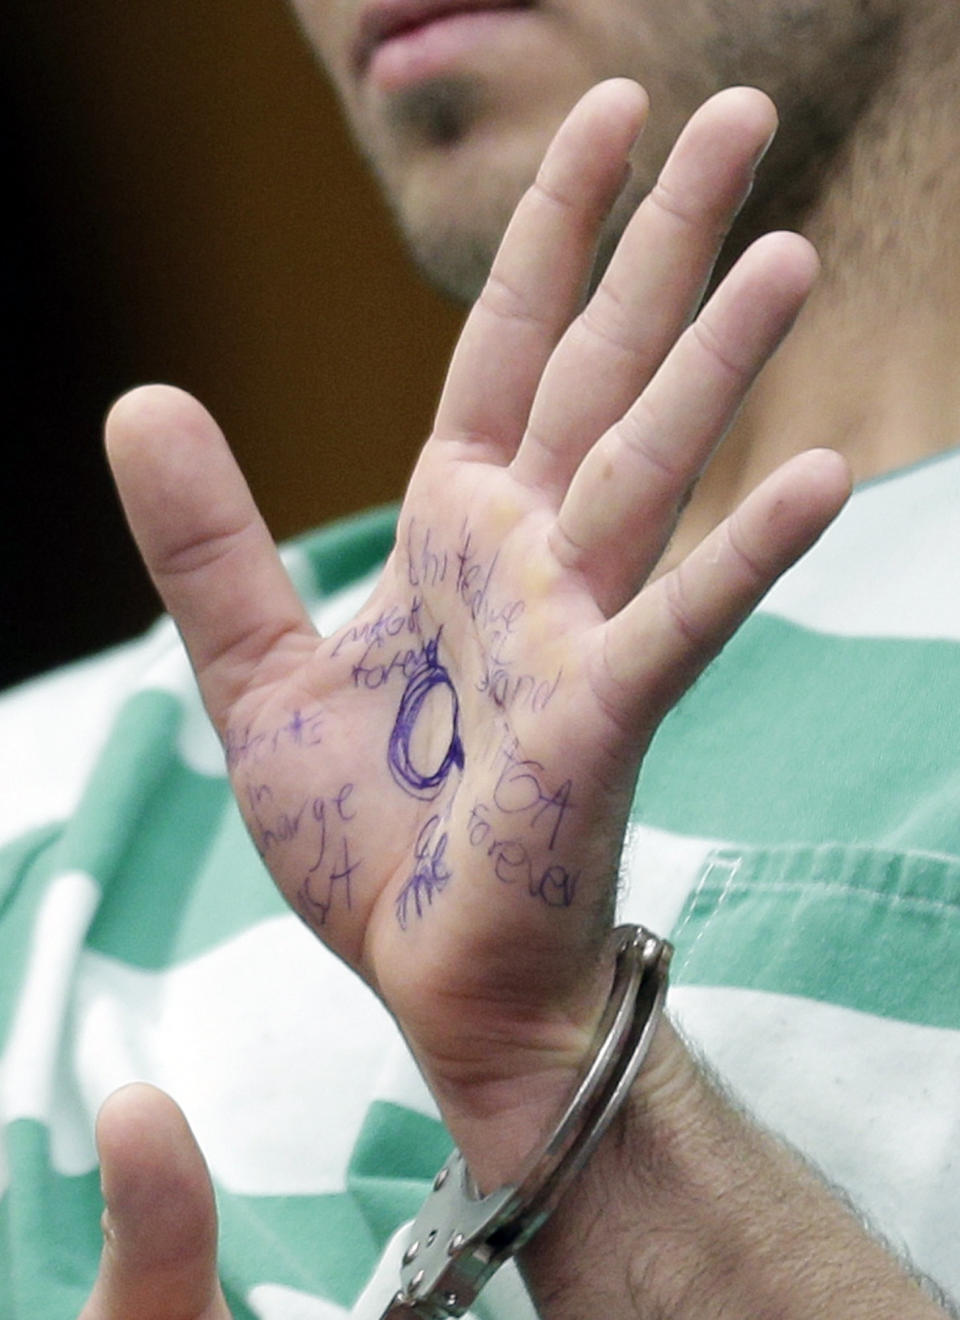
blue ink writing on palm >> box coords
[395,815,453,930]
[298,835,361,928]
[226,706,324,769]
[388,633,465,801]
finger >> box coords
[79,1084,231,1320]
[432,79,648,457]
[553,231,820,615]
[511,87,778,499]
[105,384,315,733]
[599,447,851,729]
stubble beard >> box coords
[363,76,526,302]
[349,0,915,304]
[384,76,482,147]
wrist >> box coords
[425,924,675,1192]
[420,924,666,1193]
[387,928,675,1320]
[422,959,616,1194]
[520,1016,946,1320]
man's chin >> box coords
[382,74,482,148]
[400,207,502,303]
[366,99,528,301]
[355,70,589,301]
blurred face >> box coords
[290,0,904,298]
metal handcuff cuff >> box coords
[378,923,673,1320]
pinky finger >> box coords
[600,448,851,728]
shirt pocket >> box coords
[669,841,960,1030]
[663,842,960,1300]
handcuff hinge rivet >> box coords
[402,1241,419,1265]
[447,1232,465,1255]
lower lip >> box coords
[366,8,532,92]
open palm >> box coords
[106,80,848,1179]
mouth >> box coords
[352,0,534,80]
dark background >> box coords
[2,0,463,689]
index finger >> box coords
[432,79,648,456]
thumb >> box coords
[79,1083,231,1320]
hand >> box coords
[105,79,849,1188]
[78,1085,230,1320]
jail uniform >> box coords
[1,448,959,1318]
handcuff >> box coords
[378,924,673,1320]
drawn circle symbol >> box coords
[388,651,465,800]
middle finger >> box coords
[511,86,778,500]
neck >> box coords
[669,10,960,563]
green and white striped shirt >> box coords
[1,449,959,1317]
